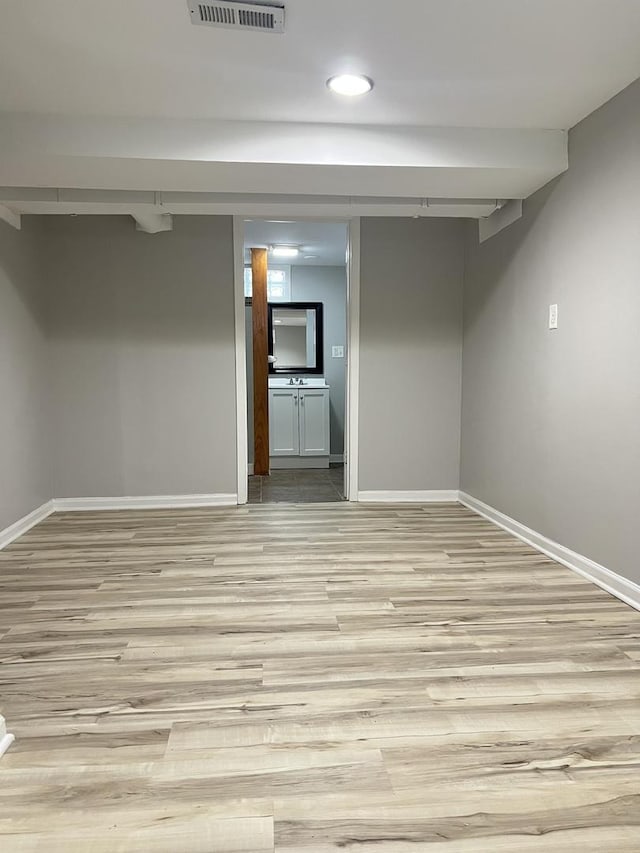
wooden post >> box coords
[251,248,270,475]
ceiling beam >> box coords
[0,114,568,201]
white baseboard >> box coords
[0,715,14,758]
[0,500,54,550]
[459,491,640,613]
[0,732,15,758]
[53,494,238,511]
[1,494,239,543]
[358,490,459,503]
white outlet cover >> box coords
[332,345,344,358]
[549,304,558,330]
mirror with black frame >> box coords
[268,302,324,374]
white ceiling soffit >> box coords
[0,115,567,201]
[0,204,21,230]
[0,188,506,220]
[132,212,173,234]
[1,1,639,129]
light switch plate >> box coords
[332,345,344,358]
[549,304,558,330]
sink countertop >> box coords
[269,378,329,389]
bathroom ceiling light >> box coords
[271,245,299,257]
[327,74,373,96]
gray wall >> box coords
[0,218,51,528]
[44,216,237,498]
[246,265,347,462]
[461,77,640,584]
[359,218,465,491]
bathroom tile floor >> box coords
[248,464,344,503]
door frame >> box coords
[233,215,360,503]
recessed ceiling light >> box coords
[327,74,373,96]
[271,245,299,258]
[304,254,319,259]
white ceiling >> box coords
[244,220,347,266]
[1,0,639,129]
[0,1,637,219]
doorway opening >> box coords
[237,219,353,503]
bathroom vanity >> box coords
[268,378,330,468]
[266,300,330,469]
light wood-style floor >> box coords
[0,502,638,852]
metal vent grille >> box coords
[188,1,285,33]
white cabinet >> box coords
[269,388,300,456]
[299,389,330,456]
[269,386,330,461]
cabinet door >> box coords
[299,389,330,456]
[269,389,299,456]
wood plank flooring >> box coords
[0,501,638,851]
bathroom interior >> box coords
[244,220,348,503]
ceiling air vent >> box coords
[188,1,285,33]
